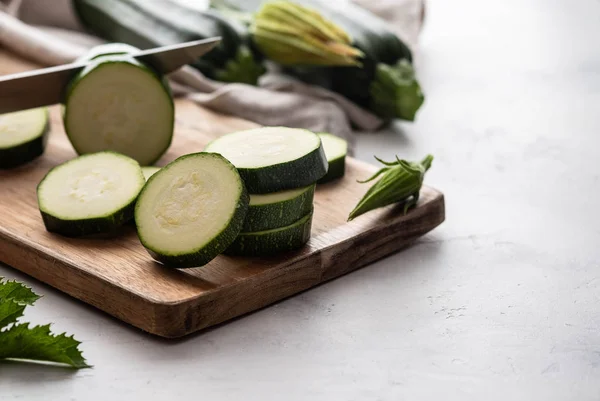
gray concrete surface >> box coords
[1,0,599,399]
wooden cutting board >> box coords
[0,51,445,338]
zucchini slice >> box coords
[141,166,161,181]
[0,108,49,169]
[225,209,313,257]
[204,127,328,193]
[63,54,174,166]
[36,151,145,237]
[135,152,249,268]
[317,132,347,183]
[243,184,315,232]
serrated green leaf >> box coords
[0,279,40,305]
[0,279,41,329]
[0,323,90,369]
[0,302,26,330]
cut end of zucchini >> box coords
[64,57,174,166]
[0,108,49,169]
[317,132,347,184]
[225,209,313,257]
[135,152,249,268]
[204,127,328,193]
[37,151,145,237]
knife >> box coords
[0,37,221,115]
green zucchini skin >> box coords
[236,145,327,194]
[39,199,136,238]
[0,117,49,170]
[243,184,315,232]
[135,153,250,269]
[225,210,313,257]
[72,0,265,84]
[317,156,345,184]
[316,133,347,184]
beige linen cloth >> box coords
[0,0,425,152]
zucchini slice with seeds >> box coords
[36,151,145,237]
[135,152,249,268]
[204,127,328,193]
[243,184,315,232]
[0,108,49,169]
[225,209,313,257]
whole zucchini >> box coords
[71,0,266,85]
[211,0,424,121]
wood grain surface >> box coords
[0,50,445,338]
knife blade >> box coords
[0,37,221,115]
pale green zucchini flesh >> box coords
[317,132,347,183]
[0,108,49,169]
[141,166,161,181]
[75,42,140,62]
[36,151,145,237]
[135,152,249,268]
[63,54,174,166]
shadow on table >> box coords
[0,359,83,382]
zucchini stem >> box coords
[369,59,425,121]
[421,154,434,171]
[213,45,266,85]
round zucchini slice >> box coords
[63,54,174,166]
[317,132,348,184]
[135,152,249,268]
[243,184,315,232]
[36,151,145,237]
[204,127,328,193]
[225,210,313,257]
[0,108,49,169]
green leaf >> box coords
[0,279,40,329]
[0,279,40,305]
[0,323,91,369]
[0,302,26,330]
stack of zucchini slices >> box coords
[204,127,329,257]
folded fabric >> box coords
[0,0,425,153]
